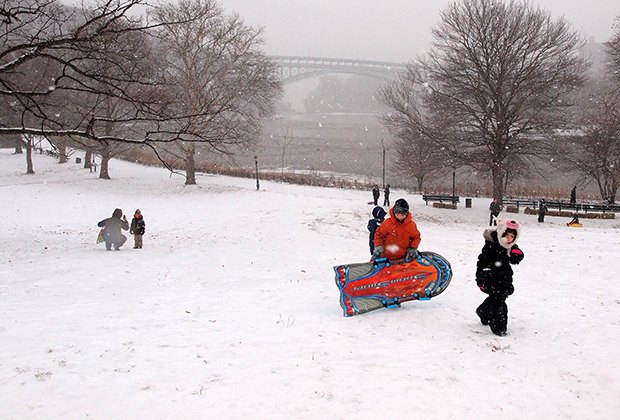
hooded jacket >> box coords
[373,207,421,260]
[367,206,387,253]
[130,216,146,235]
[98,209,129,242]
[476,219,524,296]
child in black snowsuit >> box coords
[130,209,146,249]
[367,206,387,255]
[475,219,524,336]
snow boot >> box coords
[491,327,507,336]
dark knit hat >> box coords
[372,206,387,220]
[393,198,409,214]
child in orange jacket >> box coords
[372,198,421,262]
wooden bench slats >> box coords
[422,195,460,205]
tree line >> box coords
[380,0,620,204]
[4,0,618,202]
[0,0,282,184]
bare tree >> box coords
[605,16,620,79]
[553,82,620,203]
[60,19,161,179]
[1,0,281,181]
[278,127,294,175]
[152,0,282,185]
[0,0,204,149]
[1,1,131,138]
[412,0,587,202]
[379,69,448,191]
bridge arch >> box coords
[270,55,407,84]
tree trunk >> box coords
[492,165,505,205]
[84,149,93,169]
[608,180,618,204]
[26,137,35,174]
[185,144,196,185]
[599,178,619,204]
[99,146,111,179]
[57,138,68,163]
[416,176,424,193]
[14,136,23,154]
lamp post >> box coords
[381,139,386,188]
[452,167,456,204]
[254,156,260,191]
[382,144,386,189]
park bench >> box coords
[544,201,620,213]
[578,203,620,213]
[543,201,579,212]
[502,199,538,209]
[422,194,460,205]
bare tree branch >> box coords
[412,0,588,201]
[150,0,281,184]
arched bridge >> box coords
[270,55,408,84]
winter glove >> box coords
[509,246,524,264]
[371,246,384,260]
[405,247,418,262]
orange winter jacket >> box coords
[373,208,421,260]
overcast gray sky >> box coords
[220,0,619,62]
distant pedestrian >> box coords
[130,209,146,249]
[372,185,380,206]
[367,206,387,255]
[538,199,548,223]
[570,186,577,205]
[383,184,391,206]
[489,198,501,226]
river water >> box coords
[236,112,405,186]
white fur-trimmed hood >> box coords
[495,218,522,249]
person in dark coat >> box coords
[570,186,577,205]
[489,198,501,226]
[372,185,380,206]
[98,208,129,250]
[567,213,580,226]
[367,206,387,255]
[130,209,146,249]
[537,199,548,223]
[383,184,391,206]
[475,219,524,336]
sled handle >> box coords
[372,257,390,267]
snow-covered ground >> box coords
[1,149,619,419]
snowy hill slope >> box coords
[1,150,619,419]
